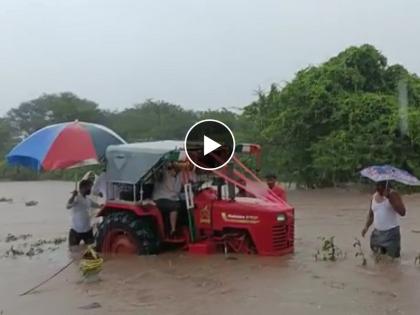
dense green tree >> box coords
[243,44,420,186]
[111,101,245,143]
[7,92,106,136]
[197,108,250,141]
[110,100,197,142]
[0,118,12,155]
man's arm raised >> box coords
[388,191,406,216]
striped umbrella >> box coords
[6,121,126,171]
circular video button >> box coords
[184,119,236,170]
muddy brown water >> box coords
[1,181,420,315]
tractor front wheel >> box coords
[222,230,257,255]
[96,212,160,255]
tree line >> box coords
[2,44,420,187]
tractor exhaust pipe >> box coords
[227,162,235,201]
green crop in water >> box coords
[314,236,345,262]
[353,238,367,266]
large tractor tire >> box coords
[96,212,160,255]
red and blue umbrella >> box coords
[6,121,126,171]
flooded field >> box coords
[1,181,420,315]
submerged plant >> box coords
[353,238,367,266]
[25,200,38,207]
[25,247,44,257]
[4,246,24,257]
[415,254,420,265]
[31,237,66,247]
[5,233,32,243]
[2,236,67,258]
[314,236,344,262]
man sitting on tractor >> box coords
[153,162,183,238]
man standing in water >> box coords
[362,181,406,258]
[67,179,101,248]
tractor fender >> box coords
[98,202,165,239]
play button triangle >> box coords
[184,119,236,170]
[203,135,221,156]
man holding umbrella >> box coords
[6,121,126,247]
[362,181,406,258]
[67,179,101,247]
[360,165,419,258]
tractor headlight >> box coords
[276,213,286,222]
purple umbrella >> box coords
[360,165,420,186]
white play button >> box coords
[184,119,236,170]
[203,135,221,156]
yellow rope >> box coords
[79,246,103,276]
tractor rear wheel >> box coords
[96,212,160,255]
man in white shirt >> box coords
[153,163,182,237]
[362,181,406,258]
[66,179,101,247]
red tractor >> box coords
[96,141,294,256]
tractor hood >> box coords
[229,197,292,213]
[215,197,293,214]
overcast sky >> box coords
[0,0,419,114]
